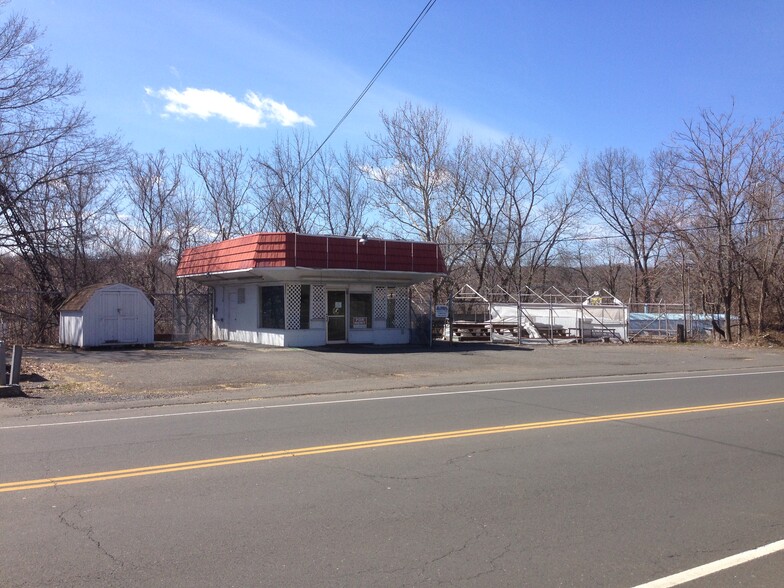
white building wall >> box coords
[372,329,409,345]
[209,280,411,347]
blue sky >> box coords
[18,0,784,167]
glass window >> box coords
[349,293,372,330]
[299,285,310,329]
[259,285,285,329]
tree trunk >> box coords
[724,294,733,342]
[757,277,768,334]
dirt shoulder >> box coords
[3,341,784,416]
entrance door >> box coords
[327,290,346,343]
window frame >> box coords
[349,292,373,330]
[258,285,285,330]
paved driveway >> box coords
[4,341,784,415]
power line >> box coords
[618,215,781,241]
[302,0,438,168]
[559,215,784,245]
[449,216,784,248]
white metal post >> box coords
[0,341,6,386]
[429,295,433,348]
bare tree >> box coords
[741,126,784,333]
[366,102,458,243]
[41,172,114,289]
[671,108,767,341]
[187,146,254,241]
[438,134,476,293]
[315,144,376,236]
[460,136,567,293]
[116,150,183,296]
[455,140,499,290]
[254,130,320,233]
[576,147,672,304]
[502,137,569,292]
[521,187,581,290]
[0,9,122,310]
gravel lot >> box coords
[3,340,784,416]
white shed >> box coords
[59,283,154,348]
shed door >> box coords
[101,291,138,343]
[118,292,138,343]
[102,292,119,343]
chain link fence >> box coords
[627,303,718,342]
[0,288,213,345]
[409,292,436,345]
[0,290,57,344]
[151,291,213,342]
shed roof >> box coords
[176,232,447,279]
[59,283,112,311]
[59,283,147,312]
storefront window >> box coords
[259,285,285,329]
[349,293,373,329]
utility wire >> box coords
[561,215,784,245]
[449,216,784,248]
[301,0,438,169]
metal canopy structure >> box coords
[445,284,629,344]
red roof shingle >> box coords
[177,233,446,277]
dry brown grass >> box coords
[707,329,784,349]
[20,358,117,395]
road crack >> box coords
[56,495,124,569]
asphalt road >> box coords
[2,368,784,586]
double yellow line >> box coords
[3,396,783,493]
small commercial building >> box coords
[59,283,155,348]
[176,232,446,347]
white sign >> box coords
[435,305,449,318]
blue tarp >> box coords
[628,312,727,336]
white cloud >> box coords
[144,87,314,128]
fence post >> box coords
[448,293,453,346]
[0,341,6,386]
[428,295,433,348]
[549,302,554,345]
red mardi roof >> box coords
[176,233,447,278]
